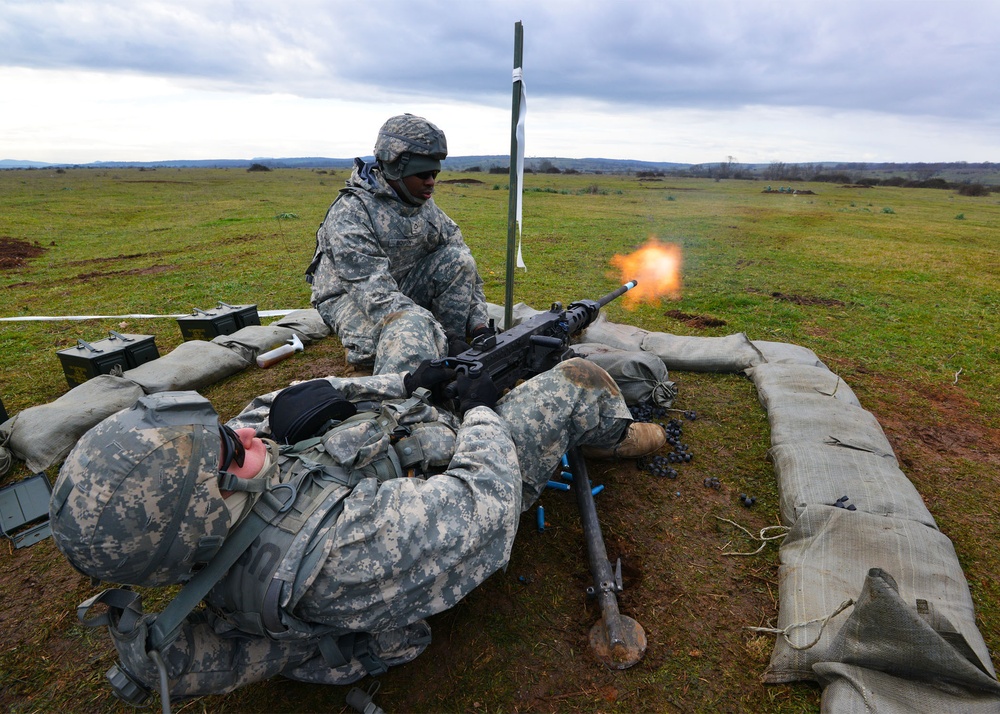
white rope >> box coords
[715,516,789,556]
[0,309,299,322]
[746,598,855,650]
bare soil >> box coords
[0,237,46,269]
[664,309,728,328]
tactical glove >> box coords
[404,360,456,397]
[456,372,500,415]
[470,323,495,340]
[448,337,471,356]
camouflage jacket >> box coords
[218,374,521,637]
[308,160,489,333]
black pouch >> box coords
[270,380,357,444]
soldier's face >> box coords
[220,428,268,480]
[401,170,438,201]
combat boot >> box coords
[582,422,667,460]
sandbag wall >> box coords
[576,312,1000,712]
[0,310,330,474]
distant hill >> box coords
[2,156,998,185]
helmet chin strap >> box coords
[389,177,428,207]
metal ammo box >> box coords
[56,330,160,388]
[176,301,260,341]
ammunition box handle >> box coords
[75,339,103,353]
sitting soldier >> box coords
[50,358,665,708]
[306,113,492,376]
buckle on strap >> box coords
[78,588,145,633]
[319,632,388,676]
[259,483,297,516]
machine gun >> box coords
[433,280,637,393]
[436,279,647,669]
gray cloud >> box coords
[2,0,999,164]
[2,0,998,119]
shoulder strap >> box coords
[147,460,290,651]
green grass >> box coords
[1,168,999,712]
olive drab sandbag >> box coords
[745,362,862,412]
[211,325,301,364]
[570,342,676,407]
[812,569,1000,714]
[640,330,764,373]
[578,312,649,352]
[0,375,144,472]
[271,309,332,343]
[768,442,936,529]
[766,400,896,458]
[123,340,250,394]
[764,507,995,686]
[751,340,827,368]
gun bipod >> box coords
[566,447,647,669]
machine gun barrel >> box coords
[597,280,638,308]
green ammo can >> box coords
[56,331,160,388]
[176,302,260,341]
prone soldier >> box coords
[50,359,666,707]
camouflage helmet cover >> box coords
[50,391,231,586]
[374,114,448,179]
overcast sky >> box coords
[2,0,999,165]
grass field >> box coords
[1,168,998,712]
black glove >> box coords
[456,371,500,415]
[448,337,471,356]
[470,323,495,340]
[404,360,456,397]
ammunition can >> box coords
[56,331,159,388]
[176,302,260,341]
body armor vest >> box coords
[205,394,457,642]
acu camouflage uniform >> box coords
[56,358,631,699]
[308,159,489,375]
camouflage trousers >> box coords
[499,357,632,510]
[316,245,481,374]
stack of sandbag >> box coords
[0,309,329,473]
[494,300,1000,710]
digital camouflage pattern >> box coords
[309,158,489,373]
[373,113,448,179]
[70,359,632,699]
[50,392,231,586]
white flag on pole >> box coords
[513,67,527,270]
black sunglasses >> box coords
[219,424,246,471]
[410,170,438,180]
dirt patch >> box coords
[65,250,180,267]
[440,178,485,185]
[748,288,846,308]
[762,189,816,195]
[73,264,177,281]
[665,309,728,328]
[0,237,46,270]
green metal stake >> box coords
[505,21,524,331]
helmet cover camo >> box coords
[50,391,231,586]
[374,114,448,179]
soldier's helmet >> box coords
[50,391,233,586]
[374,113,448,180]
